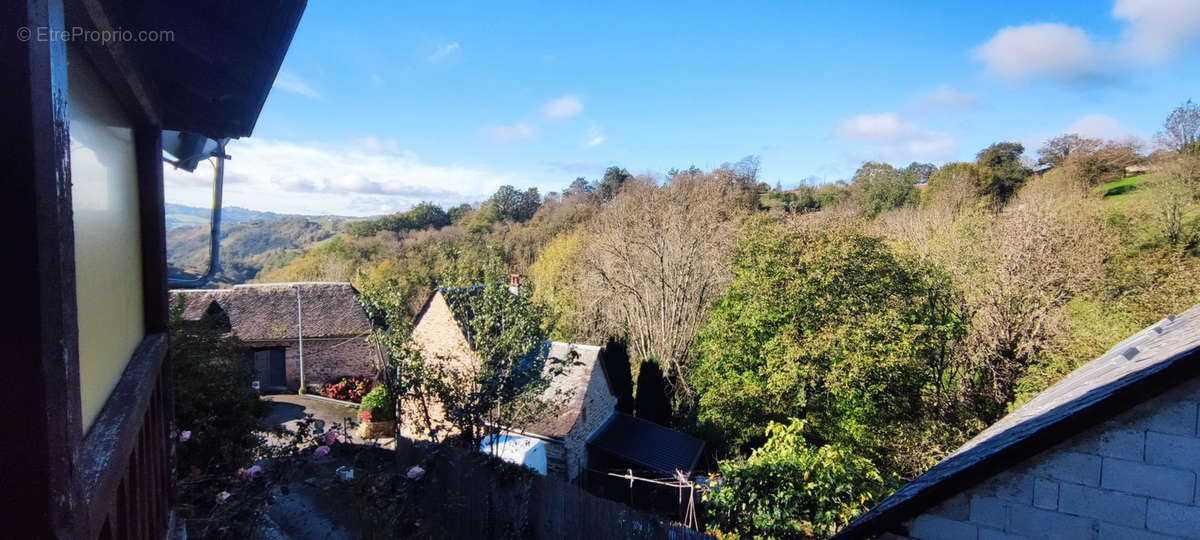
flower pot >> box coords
[358,420,394,439]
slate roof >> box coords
[587,412,706,475]
[521,343,607,439]
[172,282,374,341]
[835,303,1200,539]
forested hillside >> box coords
[251,102,1200,537]
[166,209,352,284]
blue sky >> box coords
[164,0,1200,216]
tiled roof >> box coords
[172,282,374,341]
[835,302,1200,539]
[521,343,606,439]
[587,412,705,475]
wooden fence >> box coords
[406,444,710,539]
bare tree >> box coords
[941,187,1110,419]
[1158,99,1200,152]
[581,174,751,403]
[1037,134,1101,166]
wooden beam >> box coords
[64,0,160,126]
[78,333,168,538]
[0,0,87,537]
[136,128,168,334]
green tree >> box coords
[600,337,635,414]
[705,419,888,539]
[430,284,567,448]
[634,359,672,426]
[850,162,919,218]
[692,222,966,464]
[598,166,633,201]
[974,142,1031,208]
[170,297,269,507]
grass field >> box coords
[1096,174,1147,200]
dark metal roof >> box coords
[66,0,306,139]
[835,302,1200,539]
[587,412,705,475]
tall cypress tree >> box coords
[600,337,634,414]
[634,359,671,426]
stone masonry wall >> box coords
[894,377,1200,540]
[563,356,619,483]
[403,291,475,440]
[245,337,379,392]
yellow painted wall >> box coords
[68,47,145,432]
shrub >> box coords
[705,419,889,539]
[320,376,373,402]
[170,296,269,531]
[360,385,396,422]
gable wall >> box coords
[894,377,1200,540]
[564,362,619,483]
[403,291,476,440]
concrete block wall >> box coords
[899,378,1200,539]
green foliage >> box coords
[600,337,636,414]
[634,359,672,426]
[705,419,888,539]
[975,142,1031,208]
[346,202,452,237]
[923,162,981,214]
[692,222,967,469]
[483,185,542,223]
[170,297,269,526]
[598,166,633,201]
[360,385,397,422]
[430,284,565,447]
[850,162,919,218]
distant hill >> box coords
[165,203,291,230]
[166,203,358,284]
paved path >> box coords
[262,394,395,447]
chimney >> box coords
[509,274,521,296]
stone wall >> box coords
[563,358,619,483]
[245,336,380,393]
[894,377,1200,540]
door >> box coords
[252,348,287,389]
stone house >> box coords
[409,285,620,483]
[835,302,1200,540]
[174,282,383,392]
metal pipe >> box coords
[296,284,305,393]
[167,145,225,288]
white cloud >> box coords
[585,125,606,148]
[835,113,917,141]
[485,123,537,143]
[911,86,981,111]
[1067,114,1132,139]
[973,23,1101,84]
[973,1,1200,85]
[834,112,956,161]
[542,95,584,120]
[1113,0,1200,63]
[163,138,520,216]
[427,41,460,62]
[273,71,323,100]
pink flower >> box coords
[313,445,331,459]
[359,410,372,422]
[323,430,338,446]
[179,430,191,442]
[216,491,231,503]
